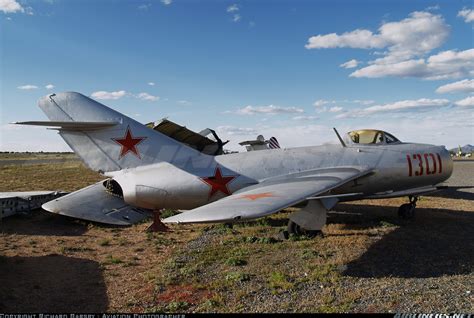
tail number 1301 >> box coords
[406,153,442,177]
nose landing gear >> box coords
[398,195,418,219]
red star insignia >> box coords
[200,166,238,198]
[112,125,147,159]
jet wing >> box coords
[163,166,372,224]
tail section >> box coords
[36,92,206,173]
[268,136,280,149]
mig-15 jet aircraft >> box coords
[15,92,453,236]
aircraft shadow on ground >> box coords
[0,210,89,236]
[427,186,474,201]
[332,203,474,278]
[0,254,108,312]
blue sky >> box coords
[1,0,473,151]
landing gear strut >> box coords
[146,210,169,232]
[287,220,322,238]
[398,196,418,220]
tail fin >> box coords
[268,136,280,149]
[36,92,206,173]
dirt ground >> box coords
[0,157,473,313]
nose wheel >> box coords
[398,196,417,219]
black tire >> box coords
[398,203,415,219]
[287,220,321,238]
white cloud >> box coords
[306,12,448,62]
[235,105,304,115]
[45,84,55,90]
[136,92,159,101]
[226,4,241,22]
[436,79,474,94]
[91,90,127,100]
[161,0,172,5]
[0,0,24,13]
[232,14,241,22]
[353,99,375,105]
[454,96,474,107]
[306,11,460,79]
[138,4,151,10]
[363,98,449,114]
[329,106,343,112]
[227,4,239,13]
[340,59,359,69]
[148,82,155,86]
[306,29,386,50]
[313,99,335,107]
[350,49,474,80]
[217,125,257,136]
[458,7,474,23]
[337,98,450,119]
[426,5,440,11]
[293,115,318,121]
[17,84,38,90]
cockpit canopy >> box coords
[346,129,400,145]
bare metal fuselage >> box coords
[110,142,453,211]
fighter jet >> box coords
[15,92,453,236]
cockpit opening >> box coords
[346,130,400,145]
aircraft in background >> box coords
[239,135,281,152]
[15,92,453,236]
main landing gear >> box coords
[287,220,321,238]
[147,209,169,232]
[398,196,418,220]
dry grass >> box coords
[0,152,77,161]
[0,162,104,192]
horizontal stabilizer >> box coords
[13,121,119,130]
[42,181,151,225]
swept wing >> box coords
[163,166,373,223]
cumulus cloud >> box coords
[458,7,474,23]
[91,90,127,100]
[306,12,449,62]
[454,96,474,107]
[136,92,159,101]
[17,84,38,90]
[235,105,304,115]
[147,82,155,86]
[217,125,257,136]
[305,11,467,80]
[0,0,24,13]
[232,14,241,22]
[340,59,359,69]
[436,79,474,94]
[45,84,55,90]
[350,48,474,80]
[161,0,172,5]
